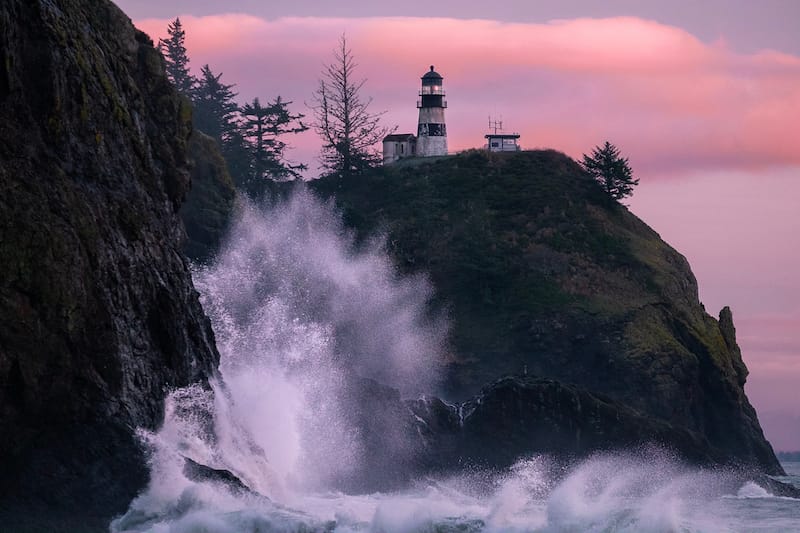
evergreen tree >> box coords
[221,128,253,194]
[193,65,239,143]
[158,18,195,97]
[581,141,639,200]
[311,34,394,176]
[193,65,249,187]
[241,96,308,192]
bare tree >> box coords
[311,34,394,176]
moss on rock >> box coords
[311,149,781,474]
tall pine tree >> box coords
[241,96,308,193]
[193,65,238,142]
[193,65,250,188]
[158,18,195,97]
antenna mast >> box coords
[488,116,504,135]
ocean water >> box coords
[112,457,800,532]
[112,191,800,532]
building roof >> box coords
[383,133,417,142]
[485,133,521,139]
[422,65,442,80]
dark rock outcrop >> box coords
[183,457,256,496]
[312,149,781,475]
[0,0,218,525]
[344,373,800,497]
[418,376,728,468]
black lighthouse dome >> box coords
[419,65,445,99]
[422,65,442,82]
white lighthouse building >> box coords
[416,66,448,157]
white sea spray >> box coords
[112,189,800,533]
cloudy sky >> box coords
[115,1,800,450]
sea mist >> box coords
[112,189,798,533]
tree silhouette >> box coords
[193,65,239,143]
[241,96,308,193]
[158,18,195,97]
[582,141,639,200]
[192,66,252,187]
[311,34,394,176]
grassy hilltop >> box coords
[310,149,781,474]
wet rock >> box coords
[183,457,255,496]
[347,374,741,491]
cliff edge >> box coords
[0,0,218,525]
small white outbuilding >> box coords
[382,133,417,164]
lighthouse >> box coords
[416,66,448,157]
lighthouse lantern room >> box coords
[416,66,448,157]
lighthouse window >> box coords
[419,124,447,136]
[427,124,444,136]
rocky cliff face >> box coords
[0,0,218,525]
[312,149,782,475]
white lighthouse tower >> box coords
[416,66,448,157]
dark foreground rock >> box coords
[183,457,256,496]
[0,0,218,526]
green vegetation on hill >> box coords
[313,150,662,391]
[311,149,781,474]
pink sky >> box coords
[128,9,800,449]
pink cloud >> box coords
[136,13,800,448]
[135,15,800,177]
[738,315,800,361]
